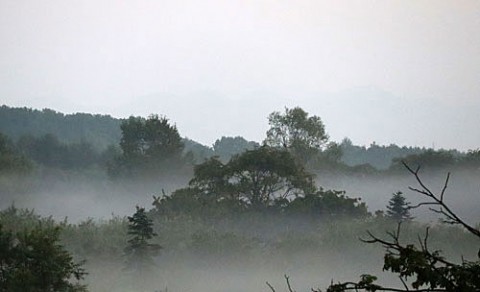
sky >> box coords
[1,0,479,150]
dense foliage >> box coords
[108,115,188,178]
[2,104,480,291]
[0,105,121,151]
[0,133,32,175]
[0,207,87,292]
[124,207,161,272]
[385,191,412,222]
[264,107,329,165]
[152,146,368,220]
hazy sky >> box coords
[1,0,479,150]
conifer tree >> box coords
[386,191,412,222]
[124,206,161,272]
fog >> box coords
[4,168,478,224]
[1,1,480,290]
[1,165,479,291]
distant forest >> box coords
[1,105,480,292]
[0,104,477,176]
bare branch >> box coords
[266,281,276,292]
[402,161,480,238]
[285,274,296,292]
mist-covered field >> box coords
[1,165,479,291]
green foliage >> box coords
[0,133,32,175]
[460,148,480,169]
[17,134,100,170]
[190,146,316,209]
[265,107,329,164]
[390,149,458,171]
[124,206,161,272]
[212,136,259,162]
[154,146,368,220]
[340,138,426,170]
[0,105,121,151]
[110,115,186,178]
[385,191,412,222]
[182,138,215,163]
[0,223,87,291]
[286,189,368,219]
[61,217,128,260]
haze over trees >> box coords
[124,206,161,273]
[2,105,478,175]
[324,165,480,292]
[0,104,479,291]
[108,115,188,179]
[385,191,412,222]
[0,105,121,151]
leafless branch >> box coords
[266,281,276,292]
[402,161,480,238]
[285,274,296,292]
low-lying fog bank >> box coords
[318,169,480,223]
[1,167,479,224]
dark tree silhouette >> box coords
[124,206,161,273]
[385,191,412,222]
[0,224,87,291]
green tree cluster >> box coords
[0,105,121,151]
[109,115,187,178]
[390,149,459,171]
[153,146,367,219]
[16,134,100,170]
[0,223,87,291]
[264,107,329,165]
[212,136,259,162]
[0,133,32,175]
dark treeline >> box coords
[1,105,480,291]
[2,104,479,178]
[0,105,122,150]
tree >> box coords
[390,149,457,172]
[0,133,32,175]
[264,107,329,164]
[385,191,412,222]
[212,136,259,162]
[285,188,368,219]
[0,224,87,291]
[124,206,161,272]
[191,146,316,209]
[153,146,317,219]
[325,163,480,292]
[111,115,186,177]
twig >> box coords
[266,281,276,292]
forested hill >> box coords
[2,105,465,170]
[0,105,121,150]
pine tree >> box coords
[386,191,412,221]
[124,206,161,273]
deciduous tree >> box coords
[264,107,328,164]
[0,224,87,291]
